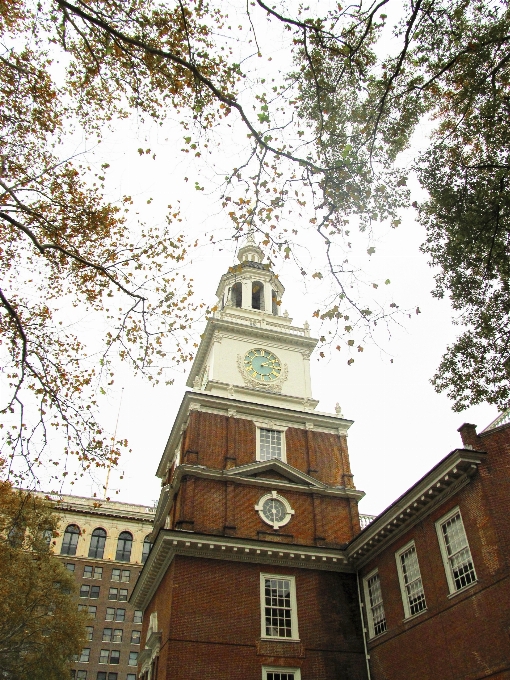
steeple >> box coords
[215,232,284,316]
[187,236,319,411]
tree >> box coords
[0,480,87,679]
[1,0,509,484]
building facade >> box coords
[350,415,510,680]
[48,494,155,680]
[128,236,510,680]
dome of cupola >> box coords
[237,231,265,265]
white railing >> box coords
[482,408,510,433]
[216,310,308,336]
[359,514,376,530]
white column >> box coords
[264,281,273,313]
[241,279,251,308]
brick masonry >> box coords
[358,422,510,680]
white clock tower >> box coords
[187,235,319,411]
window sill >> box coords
[447,580,478,599]
[402,608,427,623]
[368,630,388,641]
[260,636,300,643]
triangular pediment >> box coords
[225,460,326,488]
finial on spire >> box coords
[237,227,264,264]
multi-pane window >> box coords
[79,604,97,619]
[127,675,137,680]
[99,650,109,665]
[110,650,120,665]
[142,536,152,564]
[84,565,103,579]
[396,542,427,618]
[65,563,75,572]
[108,587,128,601]
[364,571,387,637]
[102,628,113,642]
[97,674,118,680]
[105,608,126,622]
[259,429,282,461]
[436,508,477,593]
[261,574,298,640]
[89,528,107,559]
[128,652,138,666]
[115,532,133,562]
[61,524,80,556]
[130,630,141,645]
[109,588,118,600]
[133,610,143,624]
[72,671,87,679]
[85,626,94,641]
[112,629,123,643]
[262,668,301,680]
[79,648,90,663]
[111,569,130,582]
[99,650,120,665]
[80,585,100,599]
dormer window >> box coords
[252,281,265,310]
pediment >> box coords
[225,460,325,488]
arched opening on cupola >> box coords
[231,282,242,307]
[252,281,265,310]
[272,289,279,315]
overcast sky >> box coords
[30,2,498,516]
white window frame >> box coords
[262,667,301,680]
[395,540,427,619]
[255,423,287,463]
[435,506,477,595]
[260,573,299,641]
[362,569,387,638]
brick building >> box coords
[48,493,155,680]
[129,236,510,680]
[350,414,510,680]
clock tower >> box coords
[132,239,368,680]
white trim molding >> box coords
[262,667,302,680]
[260,573,299,641]
[435,506,477,595]
[395,540,427,619]
[362,569,387,639]
[255,491,295,529]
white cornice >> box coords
[225,460,327,488]
[346,449,486,568]
[151,461,364,538]
[186,317,318,388]
[156,391,353,478]
[130,530,351,610]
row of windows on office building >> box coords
[61,525,152,563]
[78,604,143,623]
[363,507,477,638]
[77,649,138,666]
[66,563,132,582]
[72,671,138,680]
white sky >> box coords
[28,2,498,516]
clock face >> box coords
[244,348,282,383]
[262,497,286,524]
[255,491,295,529]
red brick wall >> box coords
[142,555,367,680]
[171,476,357,547]
[359,423,510,680]
[180,412,353,487]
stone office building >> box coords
[48,493,154,680]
